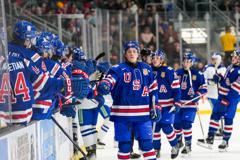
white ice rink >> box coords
[97,102,240,160]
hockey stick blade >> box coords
[196,141,213,150]
[95,52,106,61]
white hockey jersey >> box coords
[203,64,226,99]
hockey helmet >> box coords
[13,20,37,41]
[123,41,140,53]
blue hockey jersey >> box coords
[5,43,55,124]
[218,64,240,101]
[102,62,158,122]
[32,58,65,120]
[152,66,181,109]
[176,68,207,108]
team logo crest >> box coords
[192,75,196,81]
[124,72,132,83]
[143,69,148,76]
[161,72,165,78]
[42,61,47,71]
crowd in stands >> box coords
[12,0,238,68]
[12,0,180,65]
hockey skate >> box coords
[130,152,141,159]
[171,145,180,159]
[97,139,106,149]
[181,143,191,156]
[218,140,228,152]
[86,145,97,160]
[197,135,214,149]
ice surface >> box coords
[97,102,240,160]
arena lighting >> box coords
[181,28,207,44]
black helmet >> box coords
[140,48,152,57]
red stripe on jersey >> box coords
[33,73,47,90]
[11,111,32,119]
[35,101,52,106]
[72,69,89,79]
[111,108,150,113]
[232,83,240,91]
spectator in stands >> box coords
[163,22,179,65]
[140,26,155,47]
[173,61,180,70]
[220,26,236,65]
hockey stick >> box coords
[95,52,106,61]
[189,70,206,144]
[169,93,206,113]
[152,95,156,138]
[51,116,87,159]
[196,107,205,142]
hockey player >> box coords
[97,41,161,160]
[127,47,152,159]
[70,47,105,160]
[198,52,226,148]
[174,52,207,155]
[140,48,152,65]
[5,21,60,124]
[198,49,240,151]
[151,49,181,159]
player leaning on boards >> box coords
[151,49,181,159]
[97,41,161,160]
[6,21,65,124]
[198,49,240,152]
[174,52,207,155]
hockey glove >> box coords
[60,105,77,118]
[150,105,162,122]
[97,62,110,74]
[97,81,111,95]
[192,92,201,103]
[213,74,221,83]
[169,102,181,113]
[86,59,97,75]
[94,95,105,108]
[70,77,90,99]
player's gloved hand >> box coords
[192,93,201,103]
[150,105,162,122]
[86,59,97,75]
[72,78,90,99]
[169,102,181,113]
[97,62,110,74]
[94,95,105,108]
[213,74,221,83]
[60,105,77,118]
[97,81,111,95]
